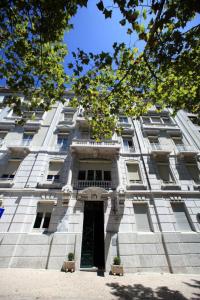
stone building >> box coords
[0,88,200,273]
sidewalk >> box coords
[0,268,200,300]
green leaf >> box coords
[120,19,126,26]
[96,1,104,11]
[103,9,112,19]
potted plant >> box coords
[111,256,124,276]
[63,252,75,272]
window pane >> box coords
[78,170,86,180]
[96,170,102,180]
[42,212,51,228]
[134,204,152,232]
[33,212,43,228]
[104,171,111,181]
[171,203,192,232]
[87,170,94,181]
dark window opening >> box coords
[104,171,111,181]
[78,170,86,180]
[96,170,102,181]
[33,212,43,228]
[42,212,51,228]
[87,170,94,181]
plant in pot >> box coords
[111,256,124,276]
[63,252,75,272]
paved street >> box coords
[0,269,199,300]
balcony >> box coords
[0,176,14,188]
[6,140,31,154]
[149,143,171,157]
[71,139,120,156]
[73,180,112,190]
[141,120,180,133]
[176,144,199,157]
[121,146,135,154]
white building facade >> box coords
[0,88,200,273]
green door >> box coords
[80,201,105,269]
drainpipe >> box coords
[131,117,173,273]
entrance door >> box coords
[80,201,105,269]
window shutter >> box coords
[171,203,192,231]
[134,204,152,232]
[127,164,141,182]
[48,162,63,176]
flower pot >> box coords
[63,260,75,272]
[111,264,124,276]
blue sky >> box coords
[64,0,145,73]
[1,1,199,86]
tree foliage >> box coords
[0,0,199,138]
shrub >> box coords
[68,252,74,261]
[113,256,121,265]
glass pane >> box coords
[87,170,94,181]
[134,204,151,232]
[33,212,43,228]
[78,170,86,180]
[104,171,111,181]
[42,212,51,228]
[96,170,102,180]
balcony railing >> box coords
[74,180,112,189]
[71,139,120,156]
[121,146,135,153]
[149,143,171,155]
[176,144,198,156]
[72,139,119,147]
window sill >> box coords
[37,182,62,189]
[161,183,181,190]
[126,183,147,190]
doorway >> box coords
[80,201,105,269]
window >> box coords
[188,116,200,126]
[22,132,33,146]
[64,112,73,122]
[47,161,63,182]
[57,134,68,149]
[0,131,7,145]
[104,171,111,181]
[33,212,51,229]
[77,170,111,181]
[171,202,193,232]
[142,116,172,125]
[78,170,86,180]
[133,203,152,232]
[151,116,162,124]
[156,162,175,184]
[148,136,161,150]
[123,137,134,152]
[127,163,142,184]
[119,116,128,123]
[1,160,21,180]
[185,163,200,183]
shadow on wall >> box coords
[183,279,200,300]
[106,282,191,300]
